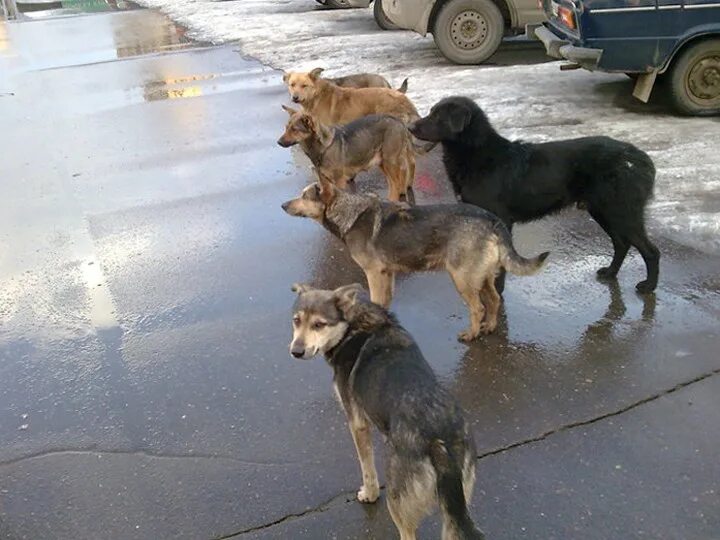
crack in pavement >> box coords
[477,366,720,460]
[0,447,304,469]
[212,488,365,539]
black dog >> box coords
[409,96,660,294]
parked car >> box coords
[534,0,720,115]
[315,0,398,30]
[381,0,546,64]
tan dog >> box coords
[283,67,419,126]
[278,106,416,202]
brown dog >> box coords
[284,68,394,91]
[278,106,416,202]
[283,67,419,126]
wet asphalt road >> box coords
[1,8,720,540]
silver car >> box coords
[382,0,545,64]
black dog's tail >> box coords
[429,440,485,540]
[397,78,409,94]
[497,226,549,276]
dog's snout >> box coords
[291,95,300,103]
[281,201,290,212]
[407,121,417,132]
[290,341,305,358]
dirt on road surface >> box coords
[1,7,719,540]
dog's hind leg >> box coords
[626,228,660,293]
[590,209,630,281]
[365,267,395,308]
[347,411,380,503]
[380,162,403,202]
[478,277,501,334]
[386,455,436,540]
[402,157,416,205]
[448,271,485,342]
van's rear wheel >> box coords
[669,39,720,116]
[432,0,504,65]
[373,0,398,30]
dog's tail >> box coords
[429,440,485,540]
[497,226,549,276]
[397,78,409,94]
[412,140,436,155]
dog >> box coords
[283,67,419,125]
[289,283,486,540]
[278,106,417,202]
[284,68,402,91]
[409,96,660,294]
[281,179,549,341]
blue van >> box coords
[533,0,720,115]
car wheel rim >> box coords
[450,10,488,50]
[686,53,720,105]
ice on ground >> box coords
[135,0,720,254]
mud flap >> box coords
[632,71,658,103]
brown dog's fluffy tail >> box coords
[397,78,408,93]
[412,140,436,155]
[495,223,548,276]
[429,440,485,540]
[500,245,549,276]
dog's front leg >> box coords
[348,411,380,503]
[365,267,394,308]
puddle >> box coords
[8,0,141,19]
[2,8,199,71]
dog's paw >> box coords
[635,280,656,295]
[596,266,618,280]
[357,484,379,503]
[457,329,477,343]
[477,322,496,335]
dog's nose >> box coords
[291,350,304,358]
[281,201,290,212]
[292,96,300,103]
[407,121,418,133]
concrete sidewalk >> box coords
[1,8,719,540]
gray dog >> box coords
[289,283,485,539]
[282,179,549,341]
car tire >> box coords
[373,0,398,30]
[669,39,720,116]
[432,0,504,65]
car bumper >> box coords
[534,25,602,69]
[383,0,433,35]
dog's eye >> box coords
[292,316,301,326]
[302,84,308,89]
[312,321,327,330]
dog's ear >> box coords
[334,283,364,315]
[448,106,471,133]
[317,173,336,204]
[301,113,316,131]
[308,67,324,81]
[291,283,313,294]
[282,71,291,83]
[282,104,298,116]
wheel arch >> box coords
[427,0,513,34]
[659,29,720,74]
